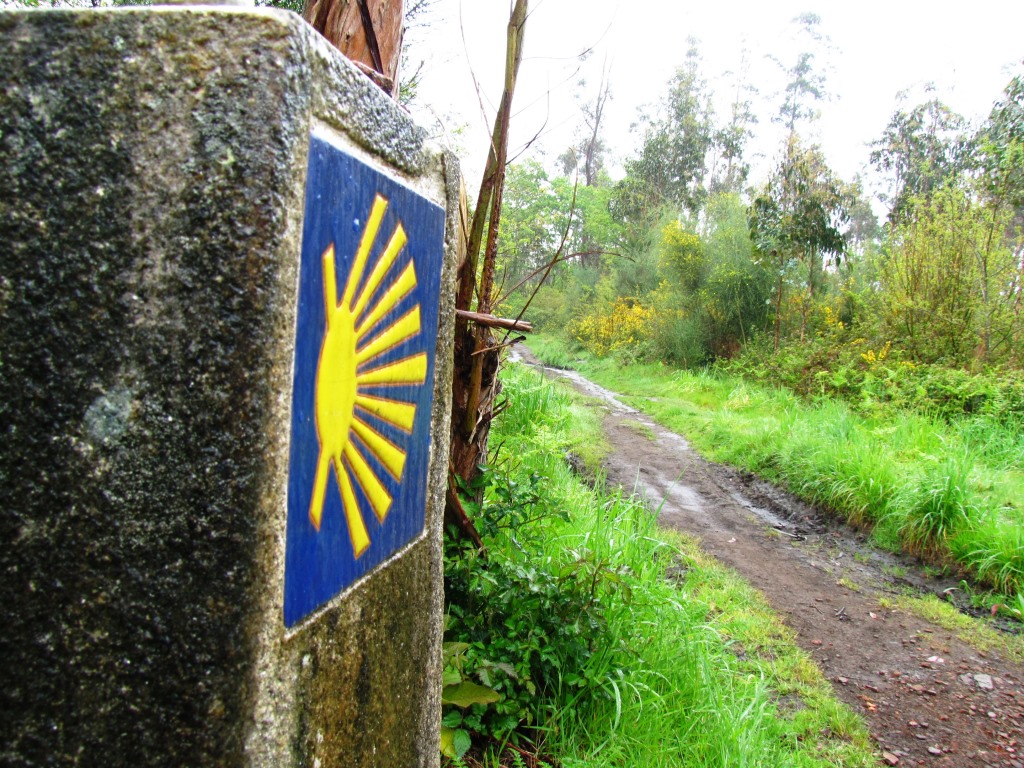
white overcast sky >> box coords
[405,0,1024,198]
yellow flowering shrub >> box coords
[570,297,655,357]
[660,222,704,290]
[861,341,892,366]
[819,305,845,334]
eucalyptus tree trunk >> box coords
[447,0,529,543]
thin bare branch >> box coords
[456,309,534,332]
[472,335,527,357]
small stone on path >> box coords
[882,751,900,765]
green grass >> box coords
[878,594,1024,664]
[621,418,656,441]
[444,362,876,767]
[526,334,1024,602]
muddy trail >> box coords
[515,348,1024,768]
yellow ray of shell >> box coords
[357,353,427,387]
[356,306,421,366]
[336,456,371,557]
[355,393,416,432]
[352,224,407,319]
[350,416,406,481]
[343,195,388,309]
[309,447,332,531]
[344,441,393,523]
[321,245,338,320]
[356,261,417,337]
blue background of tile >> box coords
[284,132,445,628]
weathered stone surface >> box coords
[0,7,454,767]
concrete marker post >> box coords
[0,6,457,766]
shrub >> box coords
[443,466,637,751]
[569,297,655,358]
[652,309,712,367]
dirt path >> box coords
[517,349,1024,768]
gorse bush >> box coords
[652,308,712,367]
[569,296,655,358]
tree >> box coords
[303,0,405,95]
[771,13,831,141]
[494,161,563,285]
[709,51,758,195]
[750,136,848,348]
[448,0,529,545]
[614,39,715,227]
[978,67,1024,218]
[869,94,973,225]
[558,64,612,188]
[701,193,773,349]
[640,194,771,364]
[876,185,1019,362]
[976,68,1024,357]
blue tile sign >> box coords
[284,132,445,628]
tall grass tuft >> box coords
[898,451,978,559]
[955,515,1024,595]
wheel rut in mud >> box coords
[517,350,1024,768]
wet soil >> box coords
[516,349,1024,768]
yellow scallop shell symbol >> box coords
[309,194,427,558]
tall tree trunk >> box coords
[447,0,529,531]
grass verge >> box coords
[442,363,876,767]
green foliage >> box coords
[651,310,710,368]
[978,67,1024,213]
[660,222,705,290]
[441,642,499,759]
[869,96,973,224]
[443,371,640,750]
[563,194,772,368]
[698,194,774,351]
[495,160,622,301]
[709,59,757,194]
[495,161,567,286]
[898,452,979,559]
[613,40,715,227]
[956,517,1024,596]
[723,324,1024,427]
[771,13,830,137]
[874,184,1021,364]
[750,135,849,345]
